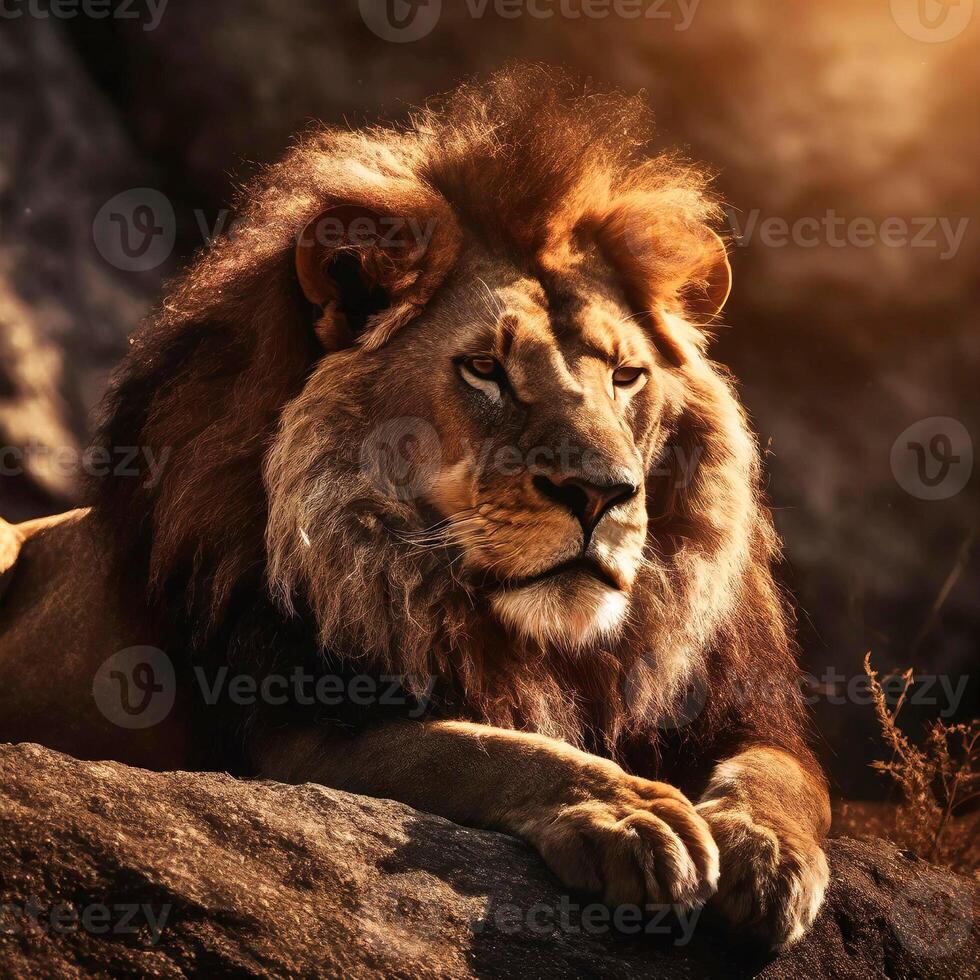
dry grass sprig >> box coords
[864,652,979,875]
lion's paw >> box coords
[696,800,829,950]
[522,772,719,911]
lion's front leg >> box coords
[255,720,719,912]
[696,746,831,950]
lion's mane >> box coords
[94,67,813,777]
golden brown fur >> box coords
[1,67,830,950]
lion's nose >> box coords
[533,474,638,540]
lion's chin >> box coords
[490,571,629,651]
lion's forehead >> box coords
[487,275,646,397]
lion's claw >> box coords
[523,769,719,912]
[696,801,829,949]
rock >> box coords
[0,743,975,978]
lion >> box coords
[0,67,830,950]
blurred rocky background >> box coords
[0,0,977,799]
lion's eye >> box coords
[465,356,499,379]
[612,366,645,388]
[458,356,506,394]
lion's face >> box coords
[241,74,735,669]
[279,245,684,651]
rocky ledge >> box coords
[0,743,976,978]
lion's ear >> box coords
[591,202,732,362]
[678,229,732,323]
[296,199,460,352]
